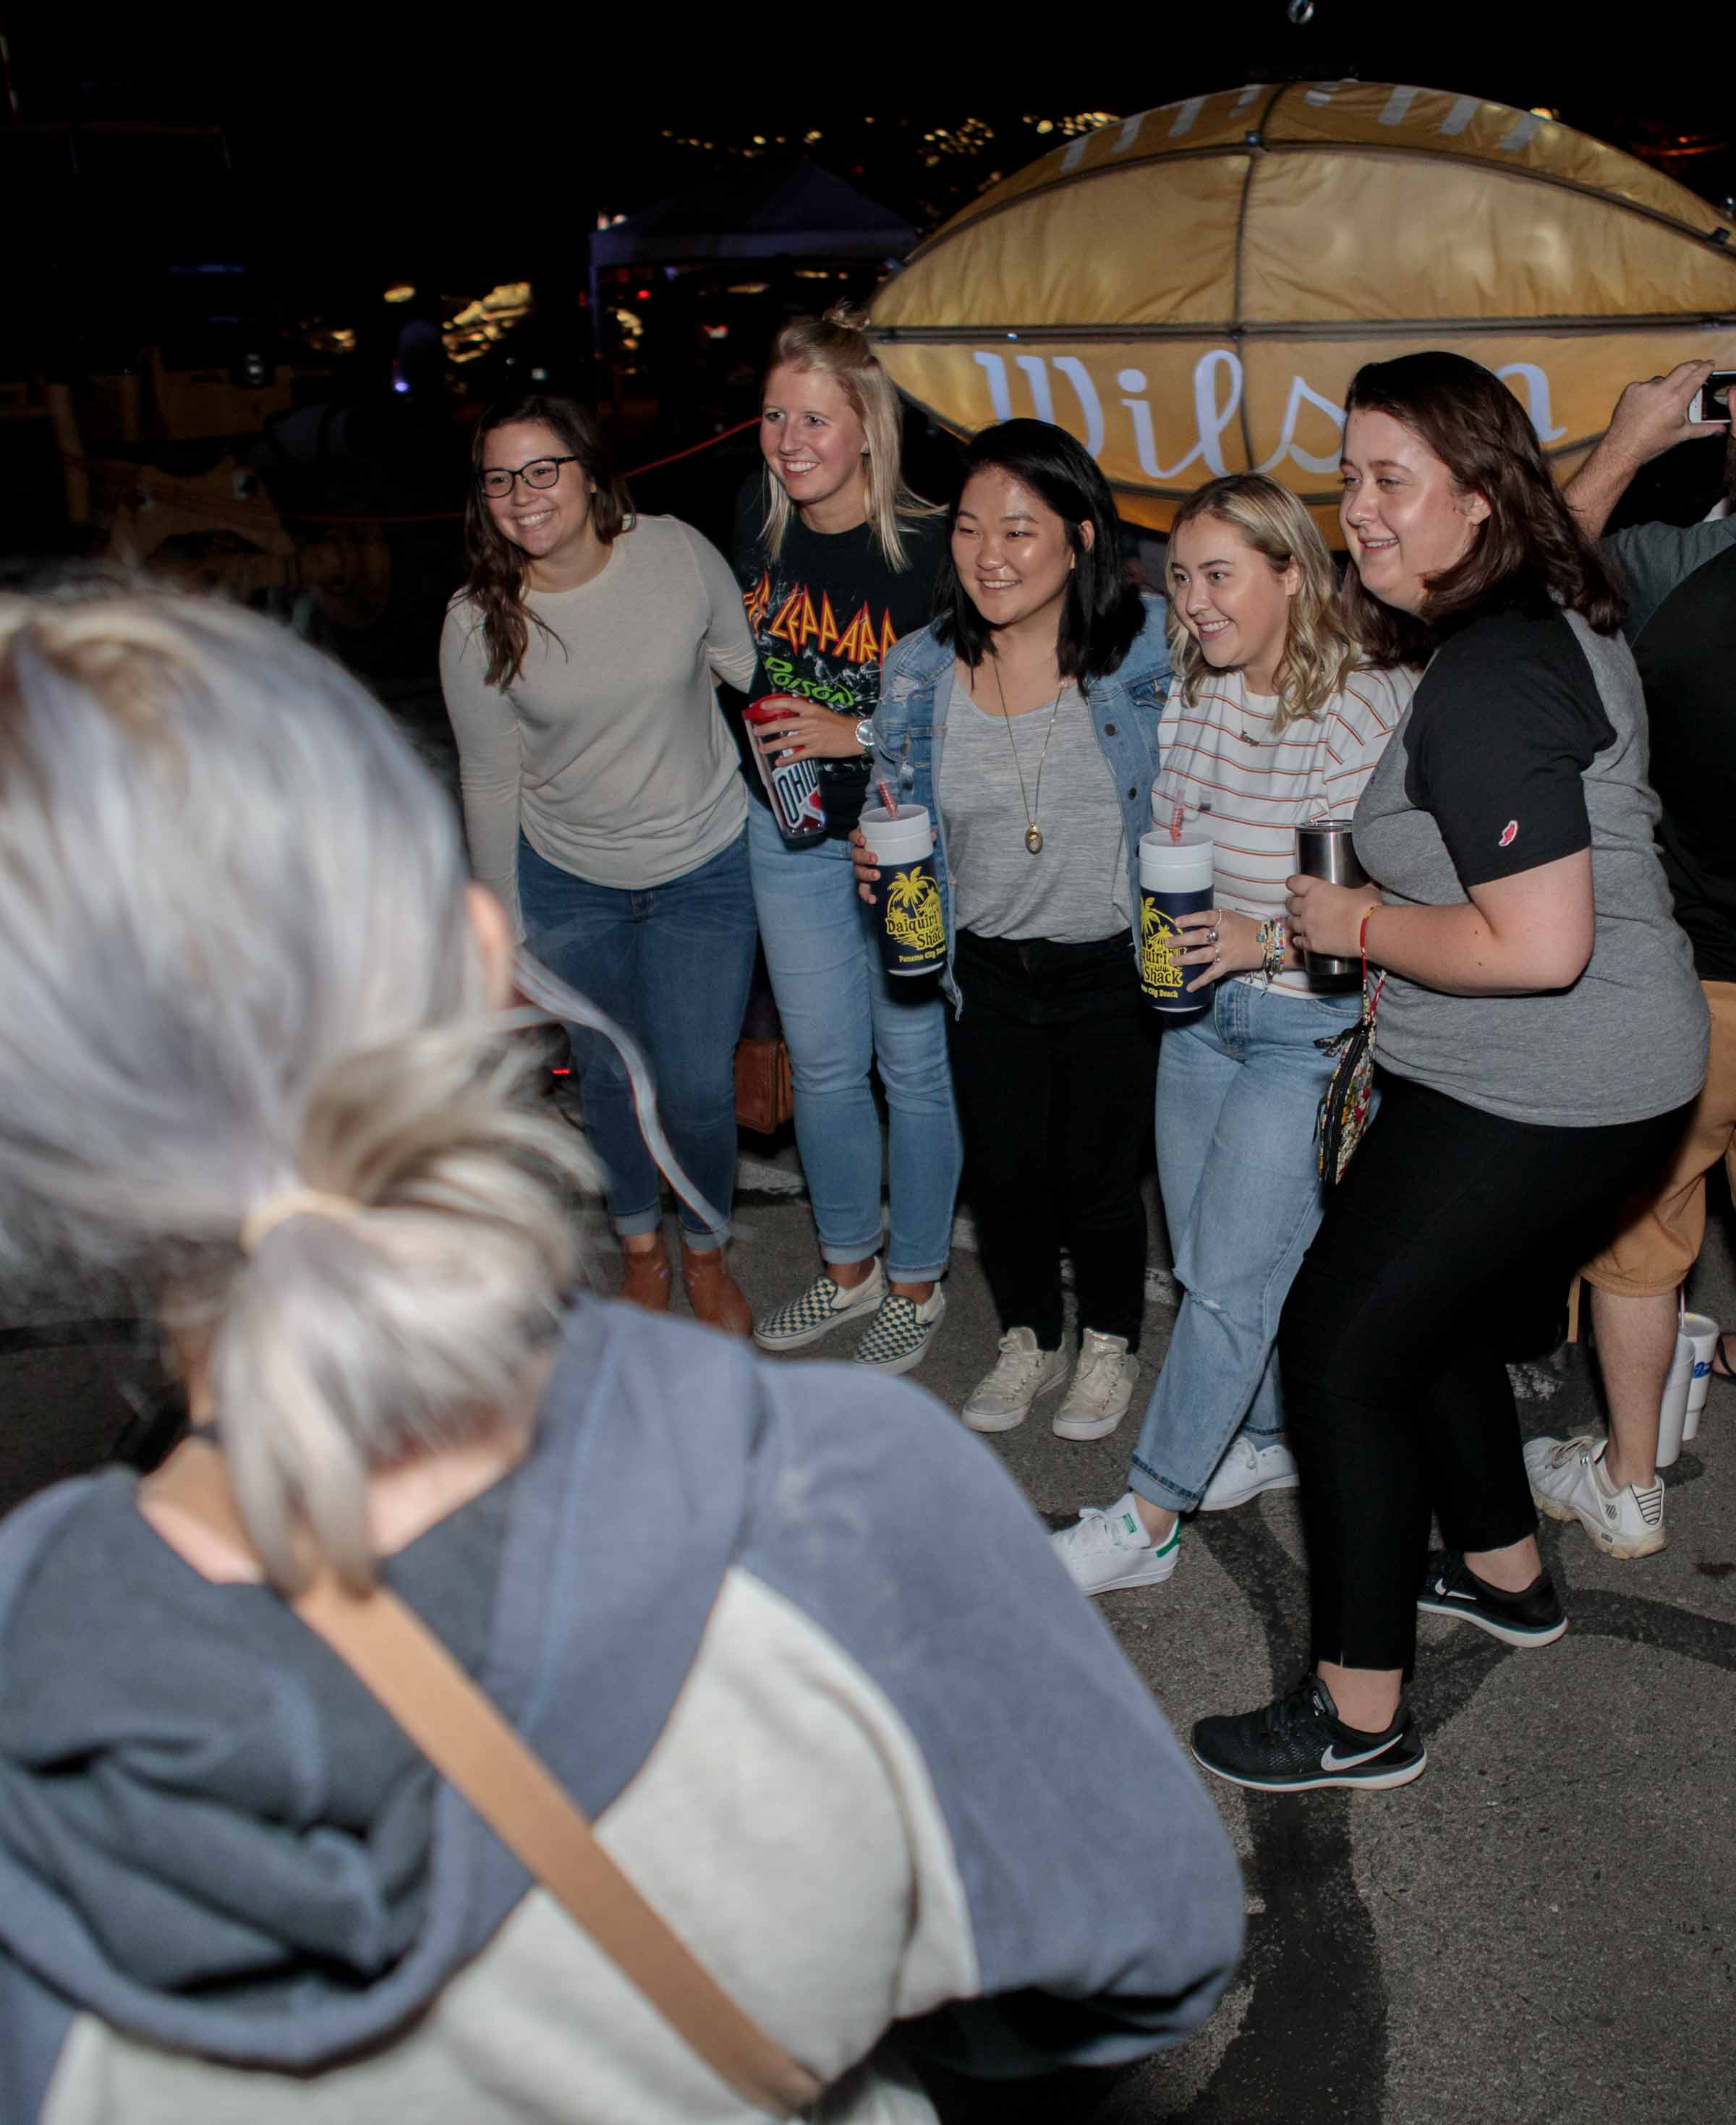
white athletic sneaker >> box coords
[1200,1435,1301,1512]
[1525,1434,1667,1559]
[752,1260,885,1353]
[961,1327,1068,1432]
[1052,1492,1180,1596]
[1052,1330,1139,1441]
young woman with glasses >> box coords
[739,312,961,1376]
[441,393,761,1334]
[1191,353,1708,1793]
[1049,474,1412,1596]
[852,421,1169,1431]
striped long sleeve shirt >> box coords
[1152,663,1414,996]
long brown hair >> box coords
[459,393,634,687]
[1340,352,1622,665]
[1167,474,1362,734]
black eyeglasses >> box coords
[477,456,579,500]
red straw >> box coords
[1170,802,1184,844]
[876,777,898,819]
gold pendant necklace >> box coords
[988,657,1064,856]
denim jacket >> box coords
[873,595,1172,1007]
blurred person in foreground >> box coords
[0,588,1242,2122]
[1192,354,1706,1794]
[1520,359,1736,1556]
[441,393,760,1334]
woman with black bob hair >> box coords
[855,420,1170,1434]
[1191,351,1708,1794]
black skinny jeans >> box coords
[1280,1072,1688,1677]
[948,928,1160,1350]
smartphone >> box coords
[1689,370,1736,422]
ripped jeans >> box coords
[1128,978,1362,1516]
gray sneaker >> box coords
[1052,1329,1139,1441]
[961,1328,1068,1432]
[1525,1434,1666,1559]
[753,1261,886,1353]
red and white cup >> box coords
[744,696,827,845]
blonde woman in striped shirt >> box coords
[1053,474,1414,1596]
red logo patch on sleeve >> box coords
[1498,819,1519,848]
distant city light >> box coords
[383,284,416,304]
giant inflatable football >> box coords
[867,82,1736,535]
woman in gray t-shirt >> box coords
[1192,353,1708,1797]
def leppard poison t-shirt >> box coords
[733,482,948,835]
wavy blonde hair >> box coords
[1166,474,1362,735]
[0,584,597,1593]
[758,306,943,571]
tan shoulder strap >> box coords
[145,1440,822,2119]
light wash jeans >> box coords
[1129,977,1362,1515]
[748,801,961,1281]
[519,829,757,1249]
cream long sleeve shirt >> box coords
[440,514,758,934]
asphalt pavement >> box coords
[2,1132,1731,2124]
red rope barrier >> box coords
[54,415,759,531]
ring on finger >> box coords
[1207,927,1220,945]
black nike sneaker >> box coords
[1416,1550,1567,1648]
[1191,1675,1426,1793]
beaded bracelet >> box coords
[1255,917,1285,987]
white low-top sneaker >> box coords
[1052,1492,1180,1596]
[1200,1435,1300,1512]
[1052,1329,1139,1441]
[1525,1433,1667,1559]
[961,1327,1068,1432]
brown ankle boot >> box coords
[681,1241,753,1338]
[618,1238,672,1312]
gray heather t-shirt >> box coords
[440,514,757,933]
[939,665,1130,942]
[1353,606,1707,1128]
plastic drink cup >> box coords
[1656,1333,1693,1470]
[1681,1311,1718,1443]
[1295,821,1369,981]
[1139,830,1214,1015]
[744,697,827,845]
[860,806,946,976]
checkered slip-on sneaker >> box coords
[851,1287,947,1375]
[752,1261,886,1353]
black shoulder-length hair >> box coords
[1340,351,1622,665]
[933,419,1144,686]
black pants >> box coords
[1280,1073,1688,1677]
[948,929,1160,1350]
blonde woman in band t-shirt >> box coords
[441,393,760,1336]
[1052,474,1413,1599]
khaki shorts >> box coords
[1581,980,1736,1298]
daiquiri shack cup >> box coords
[1139,830,1214,1016]
[859,805,947,976]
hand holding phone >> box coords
[1688,370,1736,424]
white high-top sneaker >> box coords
[1052,1329,1139,1441]
[961,1327,1068,1432]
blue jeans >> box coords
[518,830,757,1248]
[1128,979,1362,1515]
[748,801,961,1281]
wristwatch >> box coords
[854,717,876,752]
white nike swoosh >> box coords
[1322,1737,1401,1771]
[1438,1587,1477,1601]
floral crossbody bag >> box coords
[1314,906,1385,1186]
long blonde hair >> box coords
[1167,474,1361,735]
[759,307,942,571]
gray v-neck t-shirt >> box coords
[938,665,1130,942]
